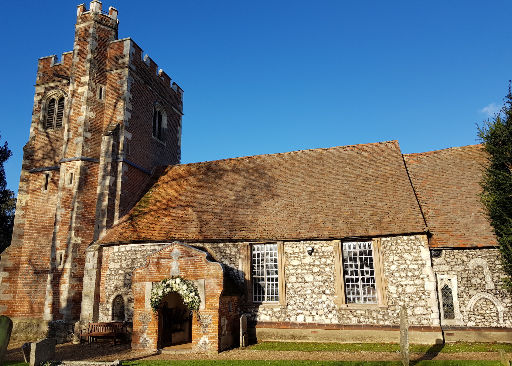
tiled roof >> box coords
[100,140,426,244]
[404,145,496,248]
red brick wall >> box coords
[131,243,224,352]
[0,2,183,337]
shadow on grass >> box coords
[4,341,134,364]
[411,343,444,365]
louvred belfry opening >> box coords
[45,98,56,129]
[56,97,64,128]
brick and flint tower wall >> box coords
[0,1,183,340]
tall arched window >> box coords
[44,95,65,129]
[112,295,125,321]
[441,284,455,319]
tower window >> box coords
[43,173,50,191]
[152,107,163,140]
[56,251,65,269]
[44,96,65,129]
[98,85,105,100]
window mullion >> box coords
[263,245,268,302]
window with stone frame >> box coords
[252,243,279,302]
[334,239,385,307]
[341,241,378,304]
[44,95,65,130]
[437,275,461,324]
[441,284,455,319]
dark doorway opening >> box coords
[158,292,192,348]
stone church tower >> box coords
[0,1,183,339]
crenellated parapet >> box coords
[106,37,184,114]
[129,41,184,107]
[76,1,118,29]
[36,52,73,85]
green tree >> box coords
[478,86,512,292]
[0,135,15,253]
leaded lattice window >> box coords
[342,241,377,304]
[252,243,279,302]
[441,284,455,319]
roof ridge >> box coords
[404,143,483,157]
[174,140,400,168]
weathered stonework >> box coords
[92,235,444,346]
[130,243,240,352]
[0,1,183,342]
[432,248,511,328]
[97,243,163,322]
[246,235,439,327]
[100,235,438,328]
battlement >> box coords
[77,1,118,24]
[37,52,73,84]
[38,52,73,68]
[129,40,184,101]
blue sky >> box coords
[1,1,511,194]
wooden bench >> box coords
[81,322,126,345]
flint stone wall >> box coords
[248,235,438,326]
[99,235,438,327]
[99,243,164,322]
[432,248,511,328]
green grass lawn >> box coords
[248,342,512,353]
[5,342,511,366]
[124,361,502,366]
[5,359,506,366]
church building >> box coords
[0,1,510,353]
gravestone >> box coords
[499,349,511,366]
[22,338,56,366]
[400,306,410,366]
[240,314,248,347]
[0,315,13,365]
[72,321,81,344]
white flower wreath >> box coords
[150,276,201,312]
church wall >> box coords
[130,244,224,352]
[432,248,512,335]
[98,235,440,336]
[244,235,439,328]
[97,243,164,322]
[96,239,512,344]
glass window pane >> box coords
[252,243,279,302]
[342,241,377,304]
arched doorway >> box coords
[158,291,192,348]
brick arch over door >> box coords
[131,242,225,352]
